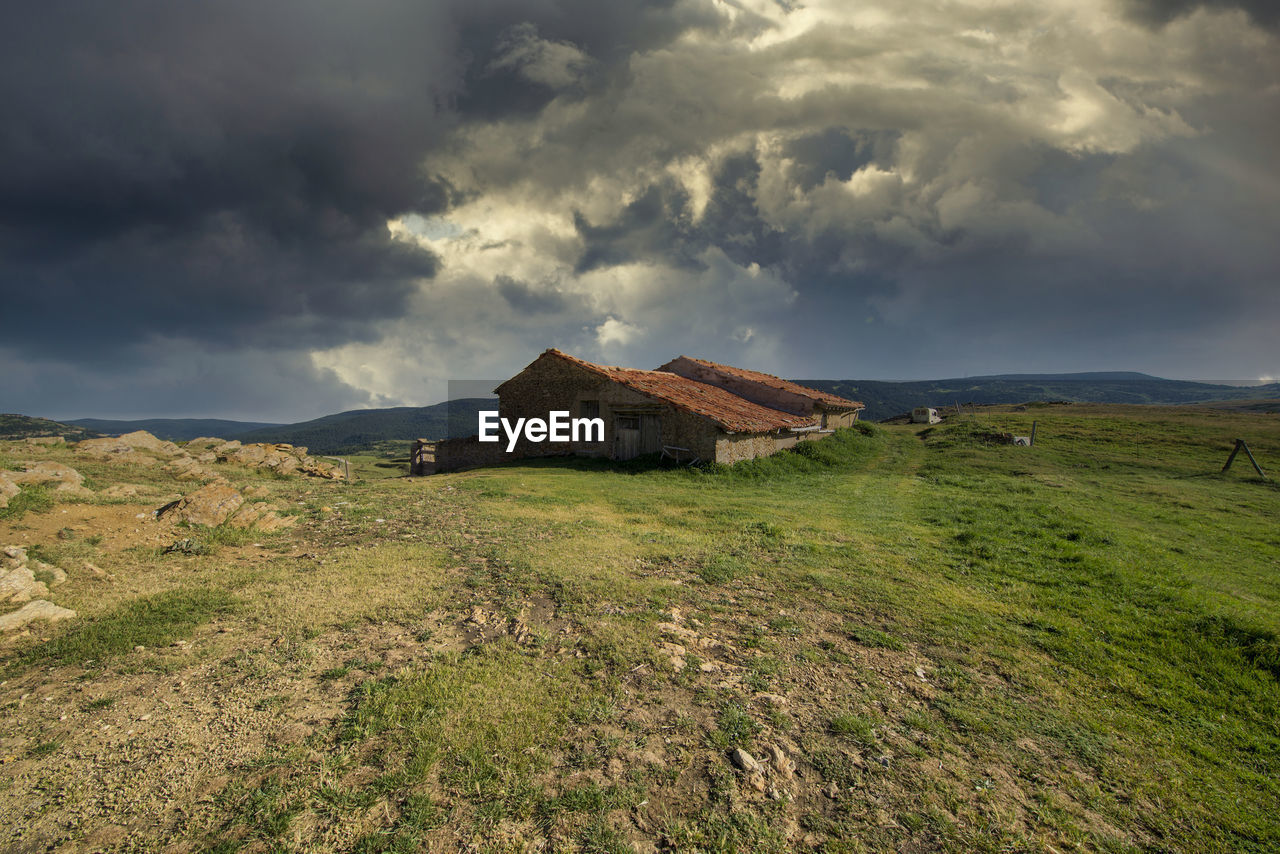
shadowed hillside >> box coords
[235,398,493,454]
[799,374,1280,421]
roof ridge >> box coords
[541,349,815,432]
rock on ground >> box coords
[0,599,76,632]
[730,748,763,773]
[158,483,244,527]
[0,566,48,604]
[10,461,85,488]
[0,471,19,509]
[75,430,181,464]
[227,502,297,531]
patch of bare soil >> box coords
[0,615,468,852]
[1,502,180,556]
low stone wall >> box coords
[410,436,513,475]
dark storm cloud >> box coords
[783,129,899,193]
[3,0,1278,418]
[0,1,468,364]
[495,275,569,314]
[1126,0,1280,29]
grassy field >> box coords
[1,404,1277,853]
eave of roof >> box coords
[539,349,816,433]
[676,356,864,410]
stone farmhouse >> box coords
[411,349,863,474]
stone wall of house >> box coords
[821,409,861,429]
[496,354,728,462]
[715,432,784,464]
[411,437,511,474]
[658,407,720,463]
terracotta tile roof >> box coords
[544,349,816,433]
[675,356,864,410]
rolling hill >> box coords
[0,414,103,442]
[234,398,494,454]
[66,418,283,442]
[799,374,1280,422]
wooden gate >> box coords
[613,414,662,460]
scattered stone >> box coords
[760,743,795,779]
[0,600,76,632]
[659,642,687,672]
[730,748,762,773]
[0,472,19,509]
[824,781,839,799]
[0,566,49,604]
[157,483,244,527]
[85,562,113,581]
[228,502,297,531]
[102,484,141,499]
[755,692,789,708]
[11,461,86,490]
[164,455,219,482]
[914,665,928,681]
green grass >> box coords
[5,408,1278,852]
[6,588,238,671]
[0,484,55,519]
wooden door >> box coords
[640,415,662,455]
[614,415,640,459]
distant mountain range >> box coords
[55,399,496,454]
[232,400,492,453]
[799,373,1280,421]
[8,373,1276,454]
[67,418,283,441]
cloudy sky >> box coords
[2,0,1277,421]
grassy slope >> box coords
[2,404,1277,852]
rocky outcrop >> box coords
[0,600,76,632]
[163,455,219,482]
[9,461,93,496]
[75,431,343,480]
[215,442,343,479]
[227,501,298,531]
[1,546,74,632]
[0,471,19,509]
[157,483,244,527]
[157,484,296,530]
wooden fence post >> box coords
[1222,439,1268,479]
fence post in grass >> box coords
[1221,439,1268,479]
[1030,421,1037,447]
[323,456,351,483]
